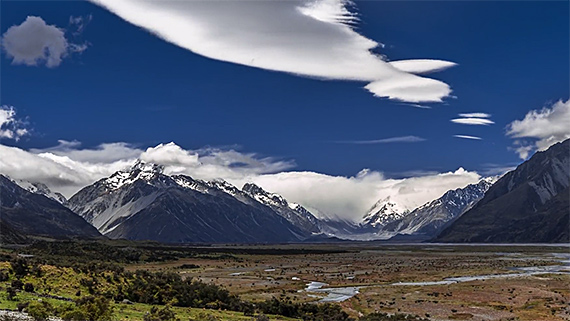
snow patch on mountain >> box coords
[362,196,409,227]
[12,179,67,204]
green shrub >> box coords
[143,305,177,321]
[60,307,88,321]
[10,258,29,278]
[6,287,17,300]
[24,283,34,293]
[26,301,53,321]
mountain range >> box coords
[66,161,313,243]
[1,139,568,244]
[435,139,569,243]
[381,177,497,240]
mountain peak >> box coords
[242,182,265,195]
[130,160,165,174]
[362,197,409,227]
[103,160,167,190]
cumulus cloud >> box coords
[0,106,29,140]
[1,16,89,67]
[506,99,570,159]
[2,141,295,197]
[453,135,482,140]
[89,0,456,103]
[336,135,425,144]
[0,140,481,222]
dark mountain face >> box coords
[434,139,570,243]
[68,161,307,243]
[0,219,29,244]
[383,178,495,238]
[242,183,321,234]
[0,175,101,239]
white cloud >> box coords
[89,0,455,103]
[451,117,495,126]
[0,106,28,140]
[2,141,295,197]
[506,99,570,159]
[336,135,426,144]
[1,16,89,67]
[458,113,491,118]
[31,140,142,163]
[237,167,480,222]
[453,135,482,140]
[389,59,457,75]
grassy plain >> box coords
[126,243,570,321]
[0,242,568,321]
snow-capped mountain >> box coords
[383,177,497,238]
[436,139,570,243]
[242,183,321,234]
[67,160,309,243]
[12,179,67,204]
[361,196,409,228]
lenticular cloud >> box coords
[89,0,456,103]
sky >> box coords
[1,0,569,222]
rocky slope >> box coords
[384,177,496,238]
[242,183,321,234]
[67,161,308,243]
[0,175,100,239]
[435,139,570,243]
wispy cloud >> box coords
[458,113,491,118]
[451,111,494,126]
[336,135,426,144]
[451,118,494,126]
[506,98,570,159]
[453,134,482,140]
[478,163,517,176]
[89,0,456,103]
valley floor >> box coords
[126,243,570,321]
[1,241,568,321]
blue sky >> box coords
[0,1,569,217]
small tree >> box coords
[24,283,35,293]
[11,279,23,290]
[10,258,29,278]
[6,287,17,300]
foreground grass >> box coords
[0,261,296,321]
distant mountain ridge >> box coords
[13,179,67,204]
[242,183,321,234]
[67,161,318,243]
[383,177,496,239]
[435,139,570,243]
[0,175,100,240]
